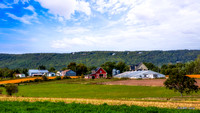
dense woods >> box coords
[0,50,200,70]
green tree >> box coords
[48,67,56,72]
[5,83,18,96]
[76,63,88,76]
[194,55,200,74]
[67,62,77,72]
[144,62,160,72]
[116,61,129,73]
[38,65,46,70]
[164,70,199,97]
[101,62,116,76]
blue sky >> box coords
[0,0,200,53]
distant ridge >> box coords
[0,50,200,69]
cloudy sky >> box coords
[0,0,200,53]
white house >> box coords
[114,70,165,79]
[15,74,26,78]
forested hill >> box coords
[0,50,200,69]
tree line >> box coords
[1,55,200,78]
[1,50,200,70]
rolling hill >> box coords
[0,50,200,69]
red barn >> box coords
[86,67,107,79]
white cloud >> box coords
[13,0,30,4]
[6,13,32,24]
[92,0,135,15]
[56,27,90,35]
[6,11,37,24]
[35,0,91,20]
[24,5,35,11]
[6,5,38,24]
[0,3,12,8]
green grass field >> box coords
[15,84,180,99]
[1,78,198,99]
[0,101,198,113]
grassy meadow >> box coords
[0,101,199,113]
[1,78,198,99]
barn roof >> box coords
[114,70,165,79]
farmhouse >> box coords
[85,67,107,79]
[114,70,165,79]
[130,63,148,71]
[28,69,49,77]
[61,70,76,76]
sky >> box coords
[0,0,200,53]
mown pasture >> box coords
[1,78,199,99]
[0,101,199,113]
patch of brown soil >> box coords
[103,79,200,87]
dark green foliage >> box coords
[101,62,116,76]
[0,50,200,70]
[34,78,42,82]
[144,62,160,72]
[5,83,18,96]
[55,76,61,80]
[76,63,88,76]
[101,61,129,76]
[67,62,77,72]
[38,65,46,70]
[42,75,48,81]
[63,76,71,79]
[164,70,199,97]
[48,67,56,73]
[0,88,3,94]
[116,61,129,73]
[0,101,198,113]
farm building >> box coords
[130,63,148,71]
[15,74,26,78]
[112,69,120,76]
[56,71,62,76]
[28,69,49,77]
[114,70,165,79]
[85,67,107,79]
[47,72,56,77]
[61,70,76,76]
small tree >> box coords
[42,75,48,81]
[164,71,199,97]
[5,84,18,96]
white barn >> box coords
[28,69,49,77]
[114,70,165,79]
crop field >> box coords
[0,101,199,113]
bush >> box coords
[5,84,18,96]
[34,78,42,82]
[63,76,71,79]
[0,89,3,94]
[55,76,61,80]
[42,75,48,81]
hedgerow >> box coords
[0,101,198,113]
